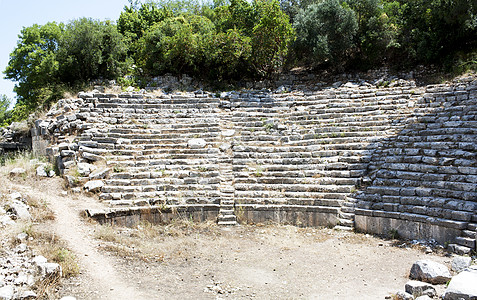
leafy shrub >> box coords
[293,0,358,68]
[138,14,214,76]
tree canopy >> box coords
[2,0,476,124]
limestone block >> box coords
[410,260,452,284]
[0,285,14,300]
[84,180,104,193]
[82,152,103,162]
[77,163,96,176]
[405,280,437,297]
[89,168,110,180]
[395,291,413,300]
[36,165,48,177]
[9,168,26,177]
[442,268,477,300]
[10,200,31,220]
[451,256,472,273]
[188,138,207,149]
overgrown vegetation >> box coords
[2,0,476,122]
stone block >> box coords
[410,260,451,284]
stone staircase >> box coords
[355,80,477,253]
[34,76,477,253]
[220,85,418,228]
[77,93,223,210]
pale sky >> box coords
[0,0,130,106]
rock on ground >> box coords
[405,280,437,298]
[395,291,413,300]
[442,268,477,300]
[0,285,14,300]
[9,168,26,177]
[83,180,104,193]
[10,201,31,220]
[415,296,433,300]
[409,260,452,284]
[451,256,472,273]
[36,165,48,177]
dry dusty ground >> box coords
[2,174,452,300]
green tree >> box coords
[138,15,214,76]
[251,0,295,76]
[3,22,63,110]
[397,0,476,65]
[57,18,129,84]
[293,0,358,67]
[0,95,12,127]
[345,0,400,67]
[205,28,253,79]
[118,1,174,48]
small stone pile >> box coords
[392,258,477,300]
[0,191,62,300]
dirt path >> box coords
[6,178,453,300]
[8,179,153,300]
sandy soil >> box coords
[4,177,452,300]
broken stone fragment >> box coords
[36,165,48,177]
[9,192,22,201]
[10,201,31,220]
[36,262,62,278]
[405,280,437,297]
[9,168,26,177]
[31,256,48,266]
[19,290,37,299]
[188,138,206,149]
[221,130,235,137]
[442,268,477,300]
[395,291,413,300]
[89,168,110,180]
[410,260,452,284]
[451,256,472,273]
[77,163,96,176]
[0,285,14,300]
[84,180,104,193]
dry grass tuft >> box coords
[29,230,80,278]
[25,195,56,222]
[35,272,61,300]
[94,219,222,262]
[0,151,55,181]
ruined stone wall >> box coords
[32,75,477,252]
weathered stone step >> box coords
[455,236,476,249]
[338,218,354,227]
[217,220,237,226]
[369,179,477,194]
[101,183,221,194]
[355,209,469,229]
[284,139,387,148]
[105,176,221,187]
[234,197,345,207]
[233,177,359,185]
[90,132,220,141]
[462,230,476,238]
[101,193,221,204]
[235,190,347,199]
[106,158,220,169]
[233,162,367,172]
[234,183,354,193]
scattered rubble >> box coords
[0,191,62,299]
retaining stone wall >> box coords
[32,75,477,252]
